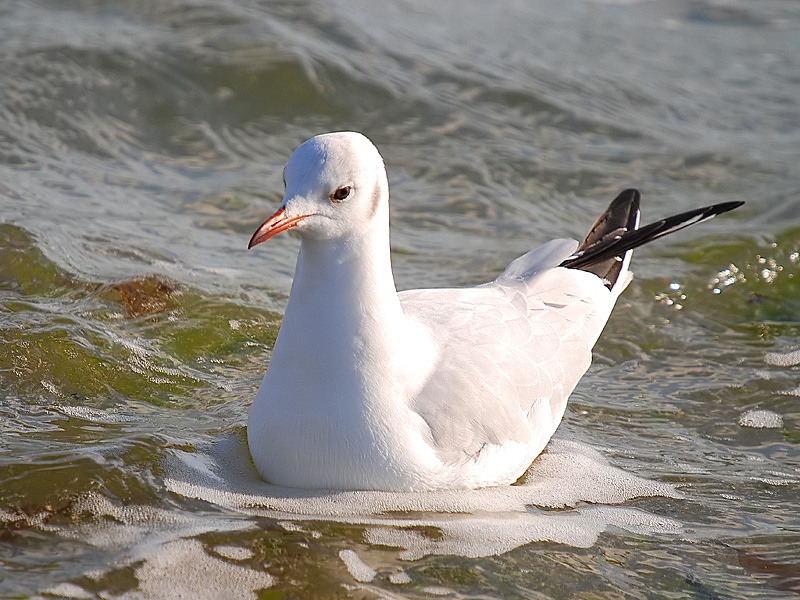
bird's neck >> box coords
[291,229,402,322]
[268,222,435,425]
[274,222,415,393]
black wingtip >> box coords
[568,189,641,288]
[560,195,745,280]
[710,200,746,214]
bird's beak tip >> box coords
[248,207,309,249]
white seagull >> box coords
[246,131,742,492]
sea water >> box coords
[1,1,799,597]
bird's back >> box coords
[398,238,625,486]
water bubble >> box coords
[764,348,800,367]
[738,409,783,429]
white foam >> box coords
[214,545,255,561]
[113,539,272,599]
[41,379,60,396]
[764,348,800,366]
[339,549,377,583]
[38,583,95,599]
[55,405,138,424]
[29,493,268,600]
[423,586,456,596]
[47,492,251,551]
[366,506,682,559]
[738,408,783,429]
[162,434,682,557]
[749,475,795,486]
[389,570,412,584]
[16,433,686,597]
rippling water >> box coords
[2,1,800,598]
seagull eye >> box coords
[330,185,352,203]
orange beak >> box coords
[248,207,311,249]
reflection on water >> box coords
[1,0,800,597]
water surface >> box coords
[1,0,799,597]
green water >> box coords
[2,0,800,598]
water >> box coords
[1,0,799,597]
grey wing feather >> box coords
[398,239,614,465]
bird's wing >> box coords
[398,240,618,466]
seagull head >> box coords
[249,132,390,248]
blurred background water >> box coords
[1,0,800,598]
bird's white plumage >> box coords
[247,132,630,491]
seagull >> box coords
[246,131,743,492]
